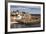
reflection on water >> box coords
[11,23,40,28]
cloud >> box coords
[10,5,41,14]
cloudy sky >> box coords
[10,5,41,14]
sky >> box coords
[10,5,41,14]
